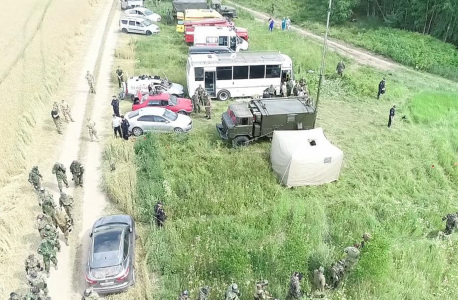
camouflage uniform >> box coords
[28,166,43,191]
[199,286,210,300]
[443,213,458,235]
[24,287,41,300]
[267,85,276,96]
[37,213,55,238]
[25,254,43,275]
[42,224,61,252]
[287,272,301,299]
[116,67,124,88]
[42,194,57,223]
[51,108,62,134]
[254,281,270,300]
[179,290,189,300]
[37,239,58,276]
[86,120,99,142]
[70,160,84,187]
[195,85,205,105]
[203,92,211,119]
[192,94,200,113]
[312,266,325,294]
[86,71,96,94]
[54,207,72,246]
[59,192,74,223]
[60,100,74,122]
[52,162,69,193]
[52,102,60,113]
[37,188,51,207]
[344,246,360,270]
[225,283,240,300]
[9,292,23,300]
[82,288,100,300]
[336,61,345,77]
[27,270,49,296]
[154,202,167,227]
[330,259,345,288]
[281,82,287,97]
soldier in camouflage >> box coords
[60,99,75,122]
[86,119,99,142]
[37,187,49,207]
[203,91,212,119]
[254,280,271,300]
[51,106,62,134]
[24,286,42,300]
[37,238,58,277]
[82,287,100,300]
[336,60,346,77]
[287,272,302,299]
[42,224,61,252]
[8,292,23,300]
[199,286,210,300]
[195,84,205,104]
[267,84,276,97]
[343,246,360,270]
[54,207,72,246]
[70,160,84,187]
[442,212,458,235]
[361,232,372,248]
[52,162,69,193]
[330,259,345,289]
[28,166,43,191]
[59,192,74,223]
[86,71,96,94]
[37,213,55,238]
[179,290,189,300]
[27,269,49,296]
[225,283,240,300]
[41,194,57,226]
[25,254,43,275]
[192,94,200,113]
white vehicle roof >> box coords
[188,51,291,66]
[126,7,153,13]
[194,26,236,36]
[120,15,148,22]
[138,107,168,116]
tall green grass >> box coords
[102,1,458,300]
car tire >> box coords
[174,127,184,134]
[177,110,188,115]
[146,31,152,36]
[122,28,128,33]
[132,127,143,136]
[232,136,250,148]
[217,90,230,101]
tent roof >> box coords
[272,128,337,153]
[251,99,315,116]
[229,103,252,118]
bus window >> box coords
[233,66,248,80]
[266,65,281,78]
[216,66,232,80]
[195,67,204,81]
[206,37,218,44]
[249,65,265,79]
[219,36,228,46]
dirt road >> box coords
[226,0,401,71]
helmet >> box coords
[33,166,38,170]
[28,254,34,259]
[10,292,18,297]
[44,224,51,230]
[31,287,40,294]
[29,270,37,277]
[83,288,92,296]
[231,283,238,290]
[40,187,45,192]
[362,233,372,241]
[256,284,262,289]
[182,290,189,296]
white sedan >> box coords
[124,7,161,22]
[126,107,193,135]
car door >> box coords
[136,115,155,132]
[152,115,172,132]
[128,20,136,33]
[135,21,145,34]
[160,100,171,111]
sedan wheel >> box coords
[177,111,188,115]
[146,31,152,36]
[174,127,184,133]
[132,127,143,136]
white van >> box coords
[119,16,160,36]
[193,26,249,52]
[121,0,144,10]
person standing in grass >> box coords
[282,17,286,30]
[111,95,120,117]
[112,114,122,138]
[336,60,346,77]
[377,78,386,99]
[154,201,167,227]
[121,115,130,140]
[388,105,395,127]
[286,17,291,29]
[116,66,124,88]
[268,18,274,32]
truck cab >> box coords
[121,0,144,10]
[217,97,317,147]
[194,26,248,52]
[211,0,237,18]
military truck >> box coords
[216,97,317,147]
[172,0,237,19]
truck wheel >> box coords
[232,136,249,148]
[217,90,230,101]
[132,127,143,136]
[122,28,128,33]
[146,31,152,36]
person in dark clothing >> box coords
[154,201,167,227]
[111,96,120,117]
[388,105,395,127]
[377,78,386,99]
[112,114,122,138]
[116,66,124,88]
[121,115,130,140]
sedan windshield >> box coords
[142,19,152,26]
[169,95,178,105]
[144,9,153,16]
[163,110,178,121]
[91,228,123,268]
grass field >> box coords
[102,1,458,299]
[229,0,458,81]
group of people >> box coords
[111,95,130,140]
[50,100,75,135]
[192,85,212,119]
[262,78,310,100]
[9,162,85,299]
[267,17,291,32]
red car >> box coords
[132,92,193,115]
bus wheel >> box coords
[217,90,230,101]
[232,136,249,148]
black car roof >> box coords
[93,214,133,229]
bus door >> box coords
[282,69,292,83]
[205,71,216,96]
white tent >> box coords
[270,128,344,187]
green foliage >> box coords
[409,92,458,125]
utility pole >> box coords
[314,0,332,126]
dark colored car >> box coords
[85,215,136,294]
